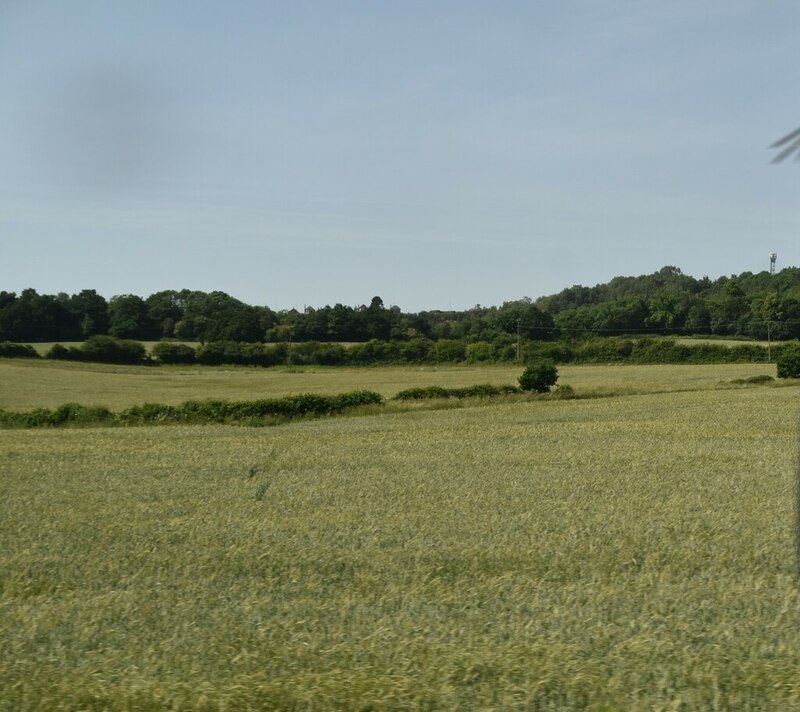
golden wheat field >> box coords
[1,361,800,710]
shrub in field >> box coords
[731,374,775,385]
[44,336,146,364]
[518,360,559,392]
[347,339,401,365]
[81,336,146,364]
[151,342,197,364]
[0,389,384,429]
[393,384,518,401]
[302,342,348,366]
[523,341,575,364]
[552,383,576,399]
[51,403,114,425]
[746,374,774,384]
[330,390,384,409]
[432,339,466,363]
[44,343,72,360]
[118,402,179,424]
[195,341,240,365]
[776,342,800,378]
[0,403,114,427]
[399,337,433,363]
[394,386,452,401]
[0,342,40,359]
[465,342,495,363]
[729,344,768,363]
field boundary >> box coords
[0,375,793,429]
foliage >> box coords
[0,390,384,428]
[496,299,555,340]
[518,360,559,392]
[776,342,800,378]
[150,342,197,364]
[45,336,147,364]
[108,294,151,339]
[0,341,40,358]
[465,341,495,363]
[8,265,800,345]
[393,384,519,401]
[730,374,774,385]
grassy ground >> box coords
[0,358,778,411]
[1,385,799,710]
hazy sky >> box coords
[1,1,798,311]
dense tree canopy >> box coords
[3,266,800,344]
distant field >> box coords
[0,358,779,411]
[2,385,798,709]
[675,337,781,348]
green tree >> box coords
[776,343,800,378]
[497,300,555,341]
[708,282,748,335]
[518,360,558,392]
[69,289,110,337]
[760,292,784,339]
[146,291,184,338]
[108,295,151,339]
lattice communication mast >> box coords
[769,252,777,275]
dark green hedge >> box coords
[36,335,779,368]
[0,342,40,358]
[393,384,519,401]
[46,336,146,364]
[0,390,384,428]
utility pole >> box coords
[516,318,521,362]
[767,253,777,362]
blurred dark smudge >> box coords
[35,64,184,195]
[770,126,800,163]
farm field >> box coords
[2,369,800,709]
[0,357,779,412]
[675,337,781,348]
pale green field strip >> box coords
[0,358,779,412]
[675,337,782,348]
[1,387,799,709]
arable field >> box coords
[2,370,800,709]
[0,357,779,411]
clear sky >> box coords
[1,1,798,311]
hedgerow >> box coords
[393,384,519,401]
[0,342,40,359]
[0,390,384,428]
[23,335,777,368]
[45,336,147,364]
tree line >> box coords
[2,265,800,344]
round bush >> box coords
[777,343,800,378]
[518,360,559,393]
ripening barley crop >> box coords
[1,385,799,710]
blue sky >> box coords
[1,1,798,311]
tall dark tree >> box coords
[69,289,110,337]
[108,294,152,339]
[0,289,77,341]
[497,300,555,340]
[145,290,184,338]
